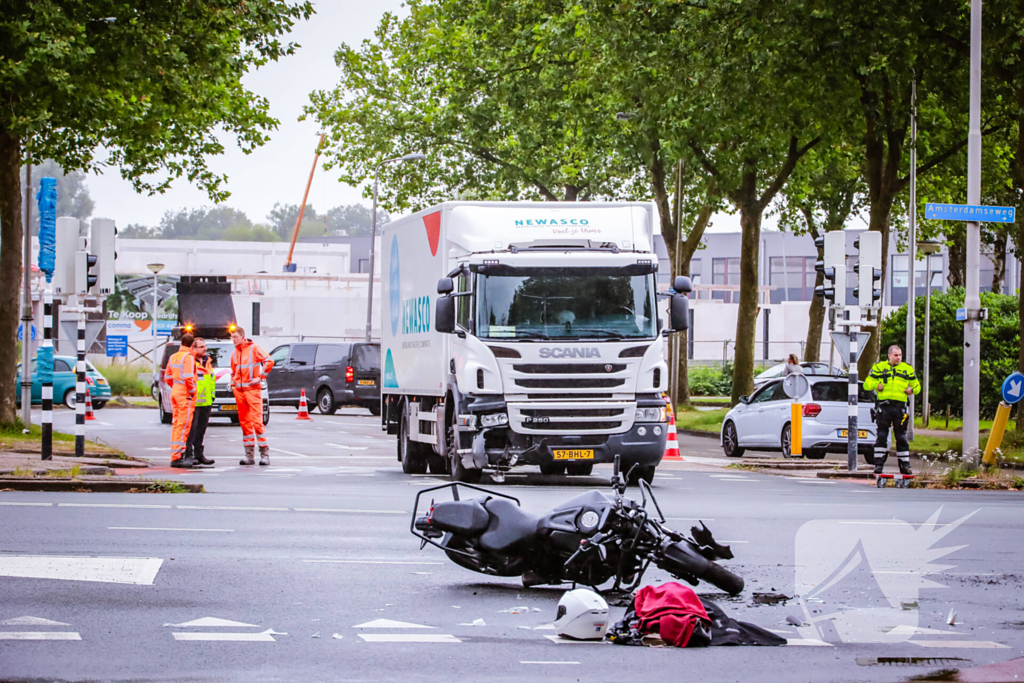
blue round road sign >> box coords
[1001,372,1024,405]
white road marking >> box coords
[0,632,81,640]
[173,632,275,642]
[0,502,53,506]
[910,640,1009,649]
[96,421,113,426]
[0,556,163,585]
[0,616,70,626]
[177,505,289,511]
[358,634,460,643]
[164,617,259,628]
[354,619,435,629]
[521,661,580,665]
[109,527,233,532]
[666,518,715,522]
[304,560,443,565]
[293,508,406,514]
[786,639,834,646]
[58,503,172,509]
[269,448,309,458]
[327,443,369,450]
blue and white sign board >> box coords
[925,203,1015,223]
[17,324,36,342]
[106,335,128,357]
[156,319,175,335]
[956,308,967,322]
[1001,372,1024,405]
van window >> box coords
[456,274,471,329]
[290,344,317,366]
[315,344,349,367]
[351,344,380,371]
[269,345,290,364]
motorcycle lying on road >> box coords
[412,456,744,595]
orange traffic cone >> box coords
[84,387,97,421]
[296,388,313,421]
[663,403,683,461]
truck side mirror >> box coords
[437,277,454,295]
[669,293,690,332]
[673,276,693,294]
[435,296,455,334]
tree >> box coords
[21,159,94,233]
[267,202,319,240]
[324,203,389,236]
[159,206,253,240]
[119,223,162,239]
[0,0,313,425]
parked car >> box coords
[266,342,381,415]
[753,361,844,388]
[16,356,112,409]
[720,376,876,460]
[157,342,269,426]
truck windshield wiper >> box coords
[568,329,630,339]
[512,331,550,339]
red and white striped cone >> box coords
[84,387,97,421]
[663,404,683,461]
[296,388,313,421]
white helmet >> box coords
[553,588,609,640]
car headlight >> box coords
[635,407,666,422]
[480,412,509,428]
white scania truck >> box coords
[381,201,691,483]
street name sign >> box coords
[925,203,1015,223]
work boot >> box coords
[239,446,255,466]
[873,449,888,475]
[258,446,270,467]
[196,447,215,465]
[171,457,194,469]
[897,455,912,476]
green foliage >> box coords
[674,408,729,433]
[688,366,733,397]
[881,288,1020,418]
[143,480,193,494]
[95,363,148,397]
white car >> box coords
[157,341,269,426]
[753,362,844,388]
[720,376,876,460]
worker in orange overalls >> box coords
[164,333,197,468]
[230,326,275,466]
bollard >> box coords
[982,401,1012,467]
[790,403,802,457]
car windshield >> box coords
[756,365,785,380]
[476,268,657,340]
[812,381,874,403]
[205,343,234,369]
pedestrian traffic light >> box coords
[853,232,883,307]
[89,218,116,295]
[813,231,846,306]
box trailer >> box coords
[381,201,691,483]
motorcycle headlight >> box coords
[480,412,509,428]
[634,407,665,422]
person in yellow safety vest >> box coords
[185,337,216,466]
[164,333,197,468]
[863,344,922,475]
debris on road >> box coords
[752,593,791,605]
[947,609,958,626]
[498,606,530,614]
[786,615,805,627]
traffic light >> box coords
[852,232,883,306]
[75,250,98,294]
[813,231,846,306]
[89,218,116,295]
[52,217,80,296]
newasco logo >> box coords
[389,235,401,336]
[514,217,591,227]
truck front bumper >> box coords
[490,422,667,468]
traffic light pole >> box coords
[75,299,86,458]
[848,317,859,473]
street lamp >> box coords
[919,238,942,427]
[364,153,428,342]
[147,263,164,386]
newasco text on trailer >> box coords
[380,201,691,483]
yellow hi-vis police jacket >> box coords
[863,361,921,403]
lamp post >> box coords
[919,239,942,427]
[364,153,428,343]
[147,263,164,386]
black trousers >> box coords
[873,401,911,473]
[185,405,212,460]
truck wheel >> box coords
[540,462,566,476]
[624,461,655,486]
[427,454,449,475]
[446,413,481,483]
[317,388,337,415]
[159,399,172,424]
[566,463,594,476]
[400,408,428,475]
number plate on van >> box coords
[358,380,375,386]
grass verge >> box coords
[675,408,729,434]
[0,421,124,456]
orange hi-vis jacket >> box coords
[230,340,274,392]
[164,346,197,396]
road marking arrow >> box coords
[0,616,70,626]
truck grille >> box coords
[508,401,635,435]
[520,407,625,418]
[512,363,627,374]
[215,389,233,399]
[515,378,625,389]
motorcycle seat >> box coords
[429,499,490,535]
[479,498,539,552]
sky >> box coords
[87,0,408,229]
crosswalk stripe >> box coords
[0,632,81,640]
[358,634,460,643]
[173,632,274,642]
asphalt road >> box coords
[1,406,1022,682]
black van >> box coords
[266,342,381,415]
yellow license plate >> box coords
[552,449,594,460]
[358,379,375,386]
[220,404,238,411]
[838,429,868,438]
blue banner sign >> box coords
[925,203,1015,223]
[106,335,128,357]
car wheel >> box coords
[230,416,240,425]
[263,406,270,426]
[159,399,172,424]
[368,402,382,417]
[566,462,594,476]
[92,400,106,410]
[63,388,77,409]
[540,462,566,476]
[317,388,337,415]
[151,382,161,402]
[722,421,745,458]
[781,424,793,458]
[804,449,826,460]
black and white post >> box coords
[75,305,86,458]
[41,290,53,460]
[848,333,859,472]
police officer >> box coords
[863,344,921,475]
[185,337,216,466]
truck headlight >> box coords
[635,407,666,422]
[480,412,509,428]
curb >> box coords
[0,478,204,493]
[816,471,875,479]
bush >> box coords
[95,363,149,396]
[881,287,1019,418]
[689,365,733,396]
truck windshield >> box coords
[476,269,657,340]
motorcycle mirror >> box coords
[613,454,620,477]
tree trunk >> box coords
[947,230,966,288]
[0,130,23,425]
[730,203,762,404]
[858,193,894,377]
[673,206,713,406]
[991,232,1007,294]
